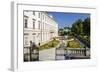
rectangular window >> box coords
[25,19,28,28]
[45,23,46,29]
[33,36,35,43]
[33,19,35,29]
[33,11,35,15]
[43,22,44,29]
[38,12,40,18]
[38,21,41,29]
[44,23,45,30]
[41,13,42,17]
[43,15,44,20]
[24,37,28,45]
[45,16,46,21]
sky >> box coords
[48,12,90,28]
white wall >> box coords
[0,0,100,73]
[24,11,58,46]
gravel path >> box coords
[39,48,56,61]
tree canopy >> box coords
[71,17,90,36]
[58,17,90,37]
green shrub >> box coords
[67,39,84,48]
[39,39,60,50]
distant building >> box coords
[24,11,58,47]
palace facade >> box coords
[24,11,58,47]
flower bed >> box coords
[67,39,84,48]
[39,39,60,50]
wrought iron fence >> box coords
[24,46,39,62]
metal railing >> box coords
[24,46,39,62]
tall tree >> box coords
[71,19,83,35]
[83,17,90,36]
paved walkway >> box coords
[39,48,56,61]
[55,42,67,60]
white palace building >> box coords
[24,11,58,47]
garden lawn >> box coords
[39,39,60,50]
[67,39,84,48]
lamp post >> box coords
[29,41,32,61]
